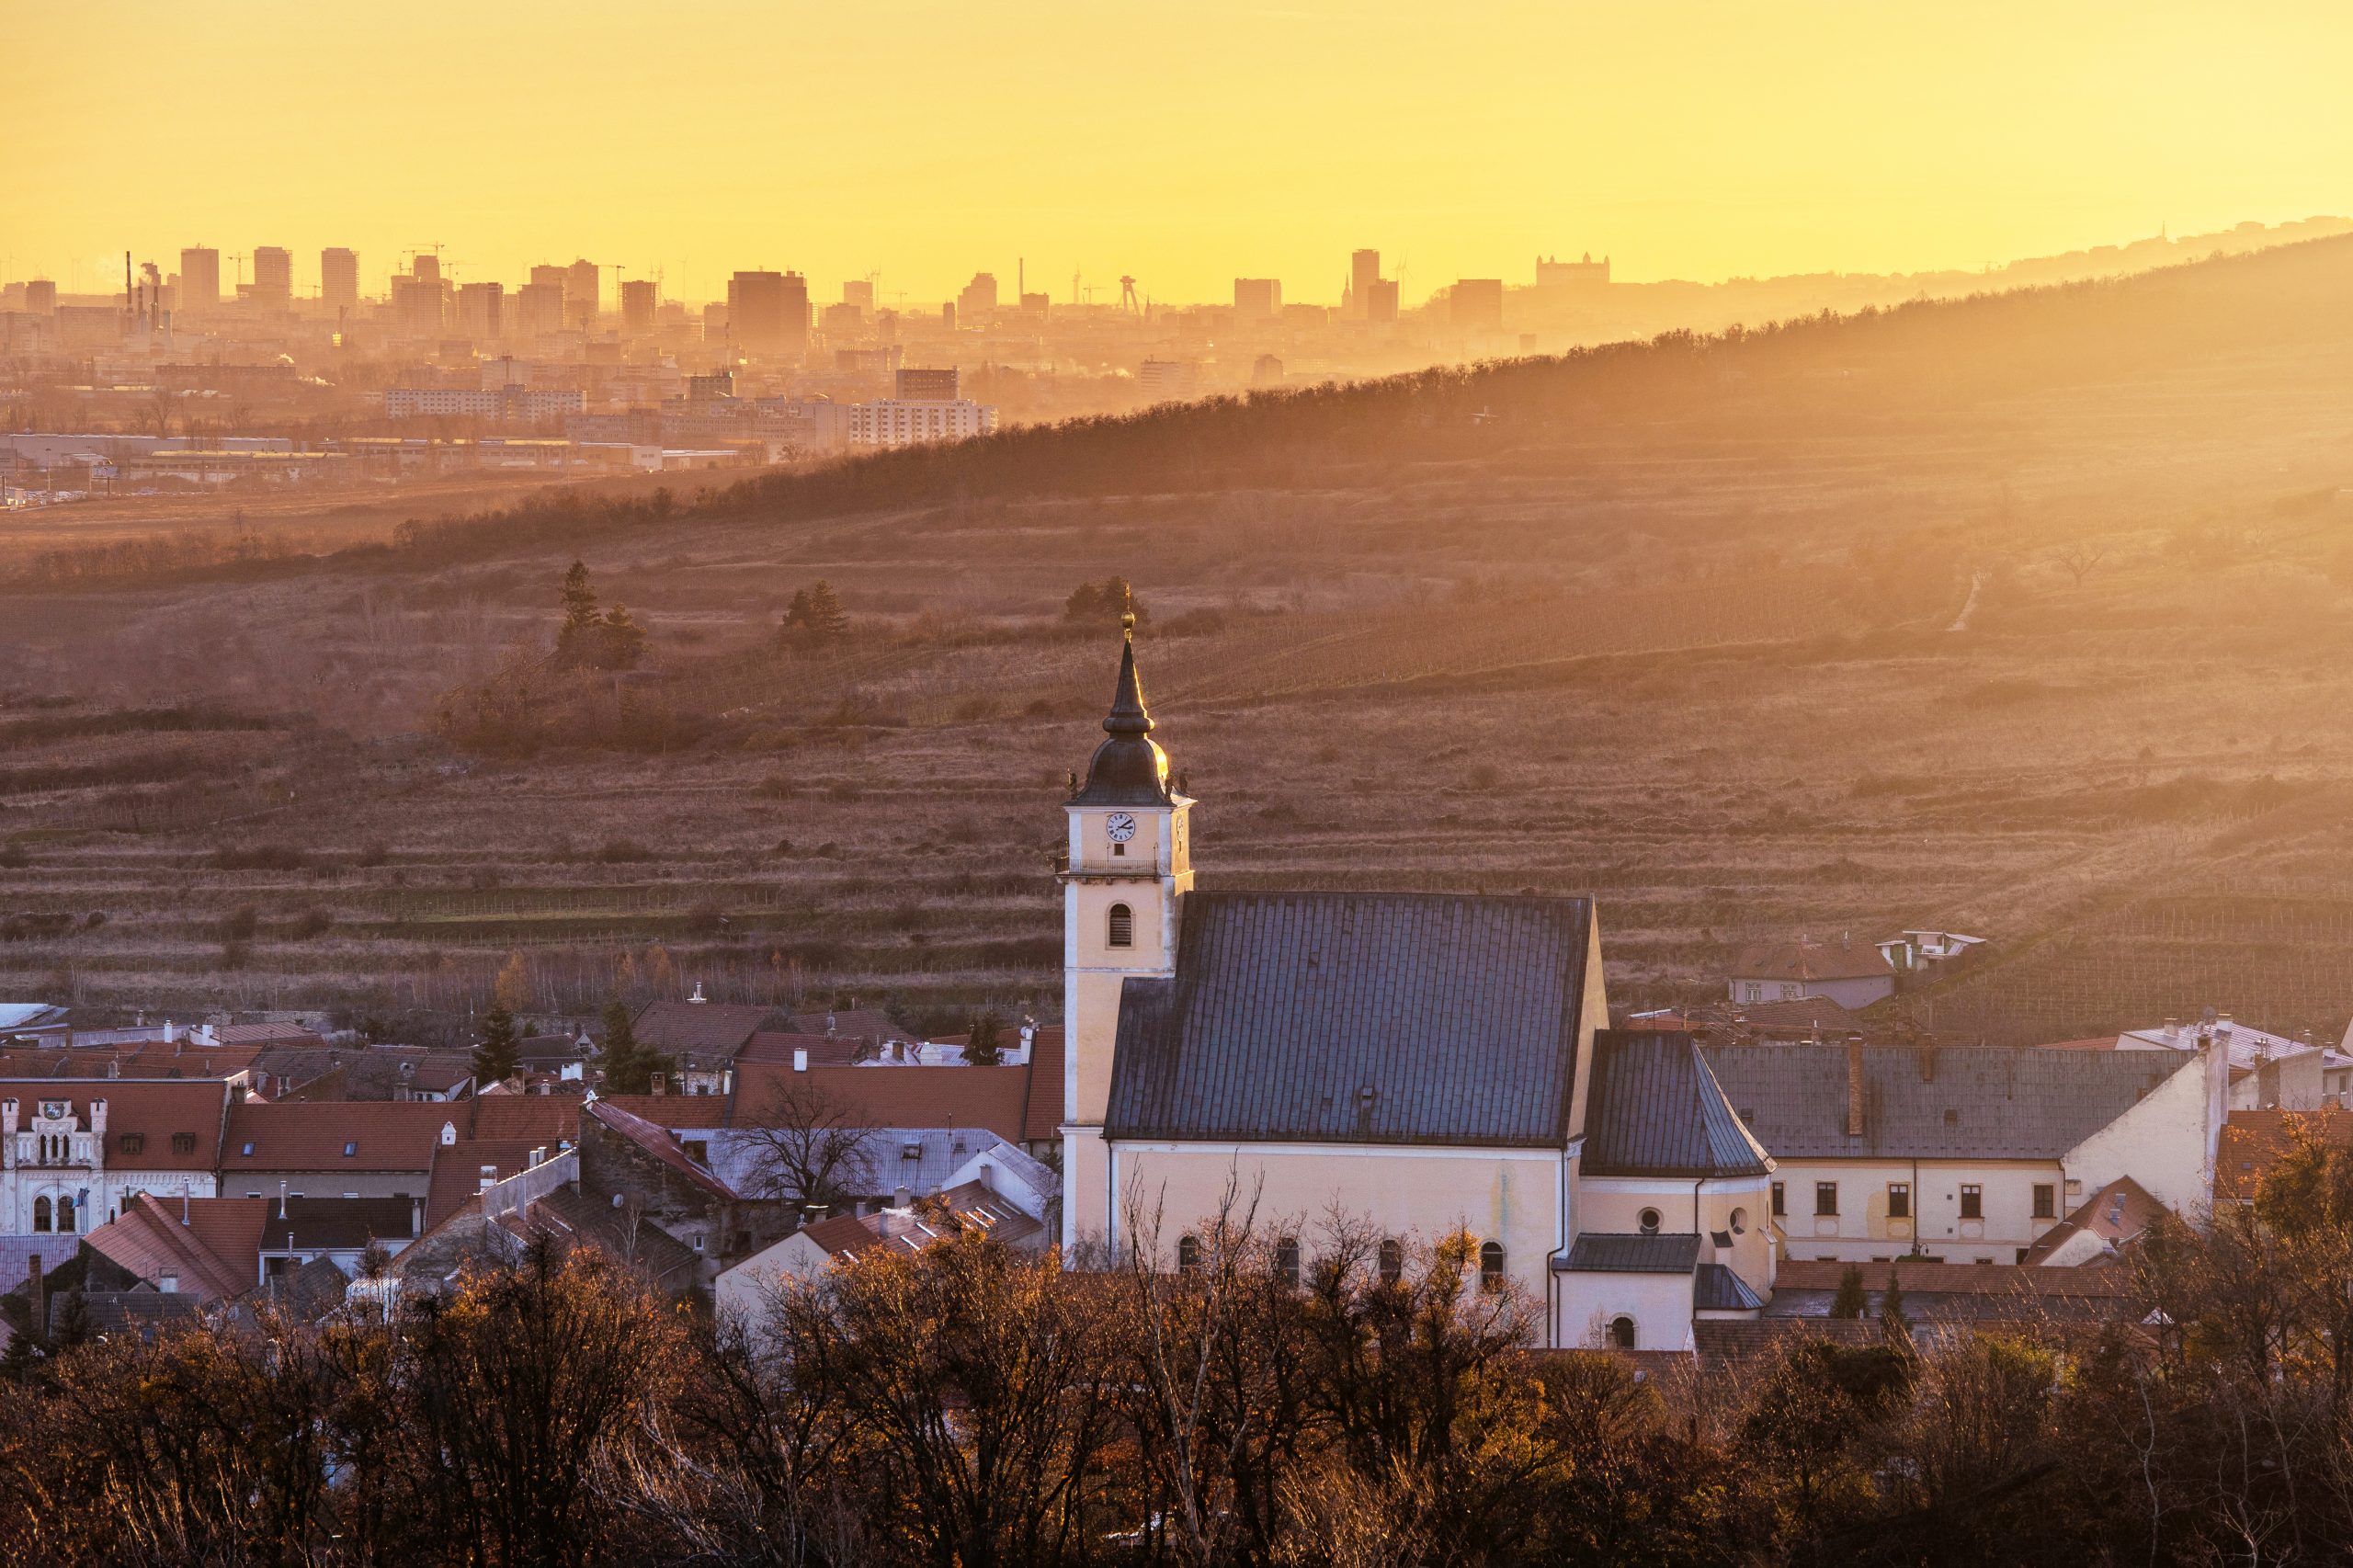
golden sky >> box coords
[10,1,2349,305]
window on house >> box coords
[1742,983,1762,1003]
[54,1196,73,1232]
[1815,1182,1839,1217]
[1176,1234,1200,1274]
[1274,1236,1300,1289]
[31,1196,51,1233]
[1771,1181,1786,1217]
[1779,984,1801,1001]
[119,1133,145,1156]
[2032,1185,2056,1220]
[1378,1238,1404,1286]
[1960,1185,1983,1220]
[1479,1241,1506,1292]
[1111,840,1126,858]
[172,1132,195,1155]
[1887,1182,1910,1220]
[683,1139,710,1166]
[1637,1208,1661,1236]
[1609,1315,1636,1350]
[1107,903,1134,949]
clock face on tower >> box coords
[1105,812,1137,843]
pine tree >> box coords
[1830,1264,1868,1319]
[782,580,848,649]
[473,1002,520,1087]
[1880,1268,1912,1345]
[962,1008,1005,1066]
[598,604,648,670]
[556,561,602,667]
[598,999,672,1096]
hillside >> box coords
[4,235,2353,1043]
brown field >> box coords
[5,243,2353,1045]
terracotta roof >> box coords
[798,1180,1043,1263]
[467,1096,580,1143]
[85,1194,266,1301]
[595,1093,733,1129]
[1771,1260,2131,1298]
[0,1043,261,1080]
[0,1079,230,1171]
[1730,939,1892,983]
[212,1024,327,1046]
[784,1008,913,1043]
[2022,1176,2168,1265]
[584,1096,739,1199]
[224,1100,459,1173]
[1022,1050,1061,1144]
[630,1000,783,1063]
[733,1062,1032,1144]
[737,1031,863,1067]
[1722,997,1863,1034]
[426,1139,545,1231]
[2214,1107,2353,1204]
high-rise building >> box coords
[895,366,959,401]
[1349,249,1381,318]
[529,264,567,291]
[957,272,998,320]
[566,259,599,324]
[457,281,505,340]
[179,247,221,315]
[1233,278,1282,320]
[412,253,442,287]
[391,274,443,337]
[251,247,293,309]
[620,278,657,336]
[1449,278,1504,332]
[516,280,564,338]
[320,248,359,312]
[24,279,57,315]
[1364,278,1400,324]
[822,301,864,339]
[728,269,809,358]
[844,279,875,312]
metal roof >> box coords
[1702,1043,2196,1159]
[1696,1262,1765,1312]
[1556,1232,1702,1273]
[1583,1030,1771,1178]
[1103,892,1593,1147]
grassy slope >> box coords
[3,237,2353,1041]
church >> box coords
[1059,621,1776,1350]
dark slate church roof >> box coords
[1702,1043,2198,1160]
[1069,631,1175,807]
[1104,892,1593,1147]
[1583,1030,1771,1179]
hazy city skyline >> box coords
[11,1,2352,303]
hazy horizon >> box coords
[12,0,2352,302]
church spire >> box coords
[1103,608,1153,739]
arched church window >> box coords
[1609,1315,1636,1350]
[1107,903,1134,949]
[1638,1209,1661,1236]
[1378,1238,1404,1286]
[1273,1236,1300,1289]
[55,1196,73,1233]
[1479,1241,1506,1291]
[1176,1234,1200,1274]
[31,1196,50,1233]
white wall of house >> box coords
[2065,1040,2225,1220]
[1727,973,1893,1009]
[713,1230,832,1328]
[1763,1157,2068,1265]
[1578,1174,1776,1296]
[1558,1271,1692,1352]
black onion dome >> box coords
[1072,626,1173,805]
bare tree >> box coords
[2049,541,2109,587]
[735,1075,877,1216]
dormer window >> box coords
[343,1142,358,1158]
[171,1132,195,1156]
[119,1133,146,1156]
[240,1142,256,1157]
[1108,903,1134,949]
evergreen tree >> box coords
[598,999,671,1096]
[782,580,849,649]
[598,604,648,670]
[1830,1264,1869,1319]
[1880,1268,1912,1345]
[472,1002,520,1087]
[556,561,602,668]
[961,1008,1005,1066]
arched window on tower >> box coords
[1609,1315,1636,1350]
[55,1195,73,1233]
[1479,1241,1506,1292]
[1176,1234,1200,1274]
[31,1196,51,1233]
[1378,1238,1404,1286]
[1107,903,1134,949]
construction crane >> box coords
[1119,275,1140,314]
[1072,267,1082,307]
[227,253,249,290]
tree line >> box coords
[6,1133,2353,1567]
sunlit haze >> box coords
[12,0,2351,301]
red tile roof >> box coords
[85,1194,266,1301]
[2022,1176,2167,1264]
[630,1000,782,1063]
[594,1094,733,1130]
[0,1043,261,1080]
[1772,1260,2131,1297]
[2214,1107,2353,1204]
[736,1031,864,1067]
[467,1096,580,1143]
[732,1063,1031,1143]
[225,1100,460,1173]
[585,1097,738,1199]
[0,1079,230,1172]
[426,1138,547,1231]
[1022,1050,1061,1145]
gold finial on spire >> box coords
[1120,582,1135,641]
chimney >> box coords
[411,1197,424,1235]
[278,1180,289,1221]
[792,1048,808,1074]
[825,1012,838,1038]
[688,982,707,1005]
[892,1185,912,1210]
[478,1165,497,1193]
[89,1099,107,1137]
[1846,1038,1866,1138]
[2162,1016,2178,1042]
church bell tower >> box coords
[1060,613,1193,1252]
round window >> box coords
[1638,1208,1661,1235]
